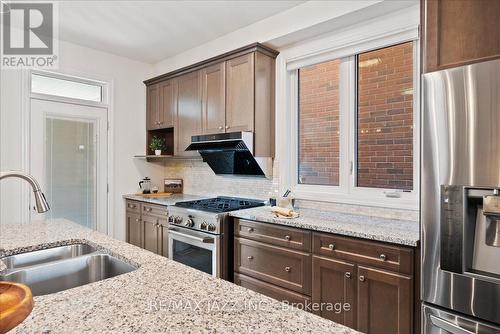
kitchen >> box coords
[0,1,499,333]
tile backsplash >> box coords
[162,159,418,222]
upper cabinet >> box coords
[422,0,500,73]
[226,53,255,132]
[201,62,226,134]
[176,70,202,156]
[143,43,279,158]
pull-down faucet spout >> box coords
[0,171,50,213]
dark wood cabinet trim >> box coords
[144,43,279,86]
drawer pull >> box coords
[128,204,136,208]
[328,243,335,250]
[379,254,387,261]
[359,275,365,282]
[345,272,352,279]
[284,235,291,241]
[247,256,254,260]
[247,227,254,233]
[284,266,291,272]
[145,208,152,212]
[135,218,140,222]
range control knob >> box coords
[174,216,183,224]
[200,222,208,230]
[207,224,216,232]
[184,219,194,227]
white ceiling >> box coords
[57,1,305,63]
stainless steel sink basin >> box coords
[1,253,137,296]
[1,244,98,270]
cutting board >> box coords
[0,282,33,334]
[135,192,173,197]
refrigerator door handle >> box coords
[430,315,475,334]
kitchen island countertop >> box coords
[0,219,357,333]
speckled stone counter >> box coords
[123,193,205,206]
[230,206,419,247]
[0,219,358,333]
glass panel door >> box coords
[30,98,108,232]
[45,117,97,228]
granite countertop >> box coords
[123,193,206,206]
[0,219,357,333]
[230,206,419,247]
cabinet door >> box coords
[142,215,160,254]
[312,256,356,328]
[159,219,169,257]
[146,84,159,130]
[202,62,225,134]
[226,53,254,132]
[126,212,142,247]
[357,266,413,334]
[176,71,202,156]
[158,79,176,128]
[423,0,500,72]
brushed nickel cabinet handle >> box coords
[379,254,387,261]
[247,256,253,260]
[225,125,229,129]
[345,272,352,279]
[218,126,223,130]
[145,207,152,212]
[359,275,365,282]
[284,235,291,241]
[285,266,291,272]
[328,243,335,250]
[247,227,254,232]
[135,218,140,222]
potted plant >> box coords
[149,136,166,156]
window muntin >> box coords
[356,42,414,190]
[298,59,340,186]
[31,73,103,103]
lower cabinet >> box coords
[234,218,417,333]
[126,200,169,257]
[312,256,356,327]
[126,211,142,247]
[357,266,413,334]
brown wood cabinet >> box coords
[225,53,255,132]
[422,0,500,73]
[125,200,169,257]
[201,62,225,134]
[176,70,202,156]
[357,266,413,334]
[158,79,176,128]
[234,218,418,333]
[143,43,278,158]
[312,256,356,327]
[146,84,159,130]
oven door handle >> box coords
[168,227,215,244]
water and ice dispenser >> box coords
[441,185,500,278]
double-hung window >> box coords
[285,40,418,209]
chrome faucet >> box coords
[0,171,50,213]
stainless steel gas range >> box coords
[167,197,265,279]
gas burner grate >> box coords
[175,196,265,213]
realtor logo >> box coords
[1,1,58,68]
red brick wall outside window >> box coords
[297,42,414,190]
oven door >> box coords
[168,226,220,277]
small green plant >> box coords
[149,136,166,152]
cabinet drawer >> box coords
[312,232,414,274]
[234,219,311,251]
[125,200,141,214]
[142,203,168,218]
[235,273,311,307]
[235,237,311,295]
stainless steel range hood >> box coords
[185,132,272,177]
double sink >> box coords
[0,243,137,296]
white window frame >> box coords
[277,7,420,210]
[30,69,109,107]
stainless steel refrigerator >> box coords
[422,58,500,333]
